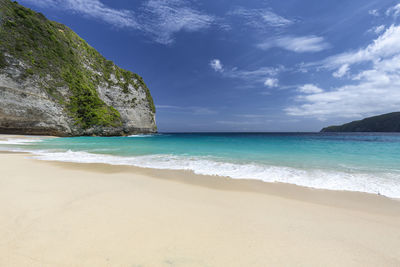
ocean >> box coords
[1,132,400,198]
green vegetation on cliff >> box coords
[321,112,400,132]
[0,0,155,128]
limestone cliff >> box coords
[0,0,156,136]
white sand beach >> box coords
[0,150,400,266]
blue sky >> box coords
[19,0,400,132]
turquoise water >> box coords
[1,133,400,198]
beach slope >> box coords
[0,153,400,266]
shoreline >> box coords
[41,156,400,215]
[0,134,399,205]
[1,151,400,266]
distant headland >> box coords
[321,112,400,132]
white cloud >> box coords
[286,71,400,119]
[25,0,59,8]
[156,105,179,109]
[258,35,330,53]
[21,0,215,45]
[386,3,400,17]
[229,66,283,80]
[264,78,278,88]
[211,63,285,88]
[287,25,400,119]
[332,64,349,78]
[221,66,285,88]
[368,53,400,73]
[210,59,223,72]
[369,9,379,17]
[298,84,323,94]
[140,0,216,44]
[372,25,386,35]
[23,0,138,28]
[261,11,292,27]
[229,7,292,28]
[322,25,400,70]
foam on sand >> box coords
[29,150,400,198]
[0,138,43,145]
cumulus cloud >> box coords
[372,25,386,35]
[298,84,323,94]
[264,78,278,88]
[332,64,349,78]
[258,35,330,53]
[386,3,400,17]
[286,71,400,119]
[21,0,216,45]
[367,25,385,35]
[322,25,400,70]
[210,59,223,72]
[287,25,400,119]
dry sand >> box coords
[0,152,400,266]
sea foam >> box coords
[0,138,43,145]
[27,149,400,199]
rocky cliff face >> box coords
[0,0,156,136]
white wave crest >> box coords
[127,134,156,138]
[0,138,43,145]
[29,150,400,199]
[127,134,169,138]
